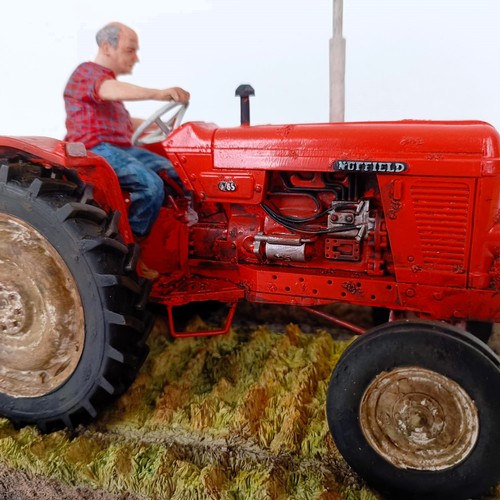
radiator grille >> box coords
[410,181,470,273]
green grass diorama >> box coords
[0,310,375,499]
[1,309,499,499]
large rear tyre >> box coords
[0,161,152,431]
[326,320,500,500]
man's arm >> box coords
[98,80,190,103]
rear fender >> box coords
[0,136,133,242]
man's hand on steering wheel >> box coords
[131,86,190,146]
[162,87,190,103]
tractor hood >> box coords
[167,120,500,177]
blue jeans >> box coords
[91,143,183,236]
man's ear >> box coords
[101,41,113,56]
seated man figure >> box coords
[64,22,195,278]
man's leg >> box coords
[125,147,187,197]
[126,147,198,226]
[90,143,164,236]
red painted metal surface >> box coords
[0,136,134,242]
[2,118,499,332]
[301,306,366,335]
[167,302,238,338]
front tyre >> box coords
[326,320,500,500]
[0,161,151,431]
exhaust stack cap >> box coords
[235,84,255,126]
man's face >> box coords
[109,28,139,75]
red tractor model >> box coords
[0,86,499,499]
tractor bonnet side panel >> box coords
[377,175,476,287]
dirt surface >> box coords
[0,464,143,500]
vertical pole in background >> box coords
[330,0,346,122]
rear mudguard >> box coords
[0,136,133,242]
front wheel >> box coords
[326,320,500,500]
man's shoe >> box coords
[184,206,199,227]
[138,258,160,280]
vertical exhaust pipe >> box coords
[235,84,255,126]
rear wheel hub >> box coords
[0,214,85,398]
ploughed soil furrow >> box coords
[0,304,499,499]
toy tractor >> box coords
[0,86,499,499]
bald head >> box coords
[94,22,139,75]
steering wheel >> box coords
[131,101,188,145]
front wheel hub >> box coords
[359,366,479,470]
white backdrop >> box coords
[1,0,499,138]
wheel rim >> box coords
[359,366,479,470]
[0,214,85,397]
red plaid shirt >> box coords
[64,62,133,148]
